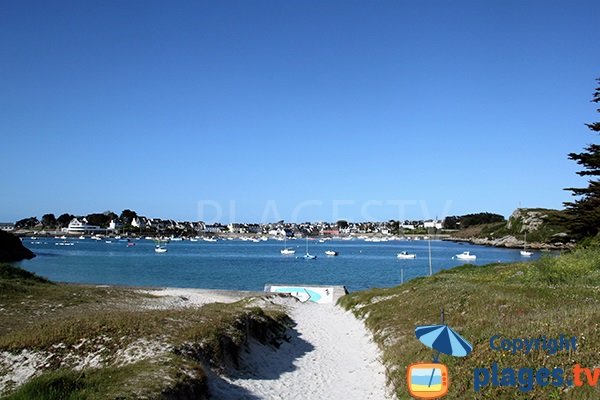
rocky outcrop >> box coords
[450,235,574,250]
[508,209,551,232]
[0,231,35,262]
[448,208,573,249]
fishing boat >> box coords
[325,250,338,256]
[396,251,416,259]
[520,232,533,257]
[280,237,296,255]
[154,239,168,253]
[454,251,476,261]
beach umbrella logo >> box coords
[407,311,472,399]
[415,324,473,360]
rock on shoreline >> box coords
[445,235,574,250]
[0,230,35,262]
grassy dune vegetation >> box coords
[340,245,600,399]
[0,264,290,399]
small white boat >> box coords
[302,238,317,259]
[280,237,296,255]
[203,237,217,242]
[155,246,167,253]
[189,238,199,242]
[396,251,416,259]
[454,251,476,261]
[78,235,86,240]
[521,232,533,257]
[325,250,338,256]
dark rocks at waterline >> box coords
[0,230,35,262]
[444,235,574,250]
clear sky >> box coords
[1,0,599,223]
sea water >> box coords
[17,238,541,292]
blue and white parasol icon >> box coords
[414,315,473,389]
[415,308,473,361]
[415,324,473,360]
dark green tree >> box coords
[443,216,461,230]
[460,213,505,228]
[85,213,111,227]
[336,220,349,229]
[15,217,39,229]
[41,213,57,228]
[120,209,137,225]
[57,213,74,227]
[564,78,600,238]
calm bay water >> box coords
[17,238,541,292]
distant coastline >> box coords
[443,236,572,251]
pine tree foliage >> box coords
[564,78,600,238]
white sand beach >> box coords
[208,299,391,399]
[146,287,392,399]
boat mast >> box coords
[428,229,432,276]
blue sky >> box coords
[1,0,599,223]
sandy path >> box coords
[208,300,392,400]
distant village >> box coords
[0,210,448,238]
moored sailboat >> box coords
[520,231,533,257]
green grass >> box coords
[0,264,290,399]
[3,355,206,400]
[339,245,600,399]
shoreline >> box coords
[443,236,574,251]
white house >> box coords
[131,217,145,228]
[108,219,123,231]
[423,220,443,229]
[0,223,15,232]
[67,218,102,234]
[267,228,286,236]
